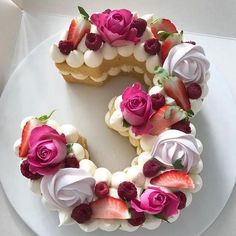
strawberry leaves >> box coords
[78,6,90,21]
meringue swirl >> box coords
[40,168,95,209]
[163,43,210,84]
[151,130,200,172]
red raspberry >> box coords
[187,83,202,99]
[58,40,74,55]
[130,18,147,37]
[95,182,109,198]
[118,181,137,201]
[144,38,161,55]
[64,157,80,168]
[20,160,42,180]
[174,191,187,209]
[171,120,191,134]
[151,93,165,110]
[71,204,92,224]
[85,33,103,51]
[143,158,162,177]
[128,208,146,226]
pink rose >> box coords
[28,125,67,176]
[131,187,179,219]
[120,83,153,135]
[91,9,140,46]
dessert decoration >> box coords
[14,6,210,232]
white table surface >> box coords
[0,4,236,236]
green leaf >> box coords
[66,143,73,155]
[154,214,170,223]
[36,109,56,123]
[187,110,194,118]
[78,6,89,20]
[159,31,173,41]
[173,159,184,170]
[123,119,131,128]
[154,67,170,83]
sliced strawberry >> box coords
[150,170,195,189]
[150,105,187,135]
[161,33,182,63]
[151,18,177,39]
[90,196,130,219]
[19,121,32,158]
[161,76,191,111]
[67,18,91,49]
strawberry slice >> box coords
[19,120,34,158]
[150,105,187,135]
[150,170,195,189]
[151,18,177,39]
[161,33,182,63]
[161,76,191,111]
[90,197,130,219]
[67,18,91,49]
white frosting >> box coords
[140,135,157,152]
[137,152,152,166]
[79,159,97,175]
[141,27,153,42]
[129,136,139,147]
[129,128,141,140]
[121,65,133,72]
[102,43,118,60]
[189,159,203,174]
[118,44,134,57]
[108,67,121,76]
[134,66,144,74]
[58,209,75,226]
[46,119,60,129]
[146,54,160,73]
[109,109,128,132]
[60,30,68,40]
[126,166,145,187]
[190,174,203,193]
[66,50,84,68]
[114,96,122,110]
[148,84,164,95]
[109,188,120,199]
[111,172,129,188]
[120,220,140,231]
[68,143,85,161]
[90,24,98,34]
[201,82,209,98]
[168,211,180,223]
[144,74,152,86]
[13,138,21,156]
[141,14,154,25]
[94,168,112,185]
[163,43,210,84]
[40,168,95,209]
[77,35,87,53]
[190,123,196,136]
[28,179,41,195]
[181,190,193,207]
[99,219,121,231]
[133,43,148,62]
[190,99,203,115]
[91,73,108,82]
[71,73,88,80]
[142,215,161,230]
[78,219,99,232]
[58,124,79,143]
[50,44,66,63]
[20,116,34,129]
[84,50,103,68]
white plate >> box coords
[0,33,235,236]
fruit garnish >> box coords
[130,18,147,37]
[143,158,163,177]
[71,203,92,223]
[95,182,109,198]
[149,105,188,135]
[128,208,146,226]
[174,191,187,209]
[144,38,161,55]
[118,181,137,201]
[160,33,182,63]
[151,18,177,40]
[150,170,195,189]
[151,93,165,110]
[85,33,103,51]
[20,160,42,180]
[58,40,74,55]
[90,196,130,219]
[155,67,191,111]
[64,157,80,168]
[187,83,202,99]
[171,119,191,134]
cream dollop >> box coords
[66,50,84,68]
[40,168,95,209]
[163,43,210,84]
[151,130,201,172]
[84,50,103,68]
[50,44,66,63]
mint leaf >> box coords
[154,67,169,83]
[159,32,173,41]
[36,109,56,123]
[154,214,170,223]
[78,6,89,20]
[123,119,131,128]
[66,143,73,155]
[187,110,194,118]
[173,159,184,170]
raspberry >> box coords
[144,38,161,55]
[85,33,103,51]
[171,120,191,134]
[143,158,162,177]
[128,208,146,226]
[20,160,42,180]
[130,18,147,37]
[71,204,92,224]
[151,93,165,110]
[64,157,80,168]
[58,40,74,55]
[174,191,187,209]
[118,181,137,201]
[95,182,109,198]
[187,83,202,99]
